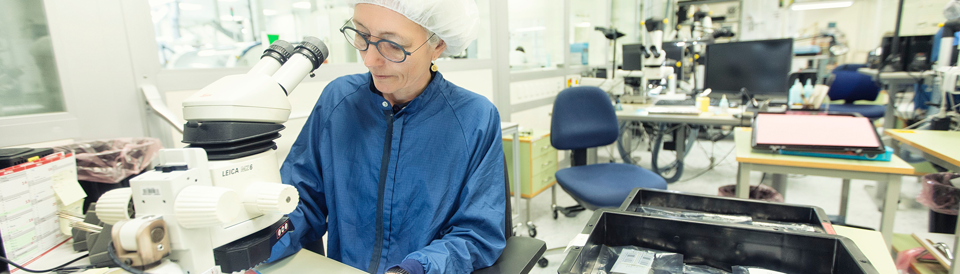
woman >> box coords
[268,1,506,274]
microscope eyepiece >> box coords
[261,40,295,64]
[294,36,329,71]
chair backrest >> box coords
[834,63,867,72]
[550,86,619,150]
[503,154,512,240]
[827,68,880,104]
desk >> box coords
[733,128,915,248]
[615,103,749,127]
[886,129,960,172]
[262,226,893,274]
[615,104,751,181]
[893,233,950,274]
[857,68,937,131]
[835,225,899,274]
[500,122,524,235]
[9,243,360,274]
[885,129,960,274]
[258,250,365,273]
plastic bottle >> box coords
[717,94,729,114]
[789,79,803,106]
[803,79,815,104]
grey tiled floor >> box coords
[517,135,932,273]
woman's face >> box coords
[353,4,446,97]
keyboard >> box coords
[654,97,727,107]
[646,107,701,115]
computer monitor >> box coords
[704,38,793,100]
[621,43,645,71]
[662,42,683,62]
[662,41,685,80]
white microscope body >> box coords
[96,37,329,274]
[641,18,675,96]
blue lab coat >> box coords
[267,72,506,274]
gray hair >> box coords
[422,26,442,48]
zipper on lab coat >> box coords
[368,110,393,273]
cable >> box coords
[0,253,88,273]
[54,264,99,274]
[676,143,736,183]
[107,242,148,274]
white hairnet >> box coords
[350,0,480,57]
[947,0,960,21]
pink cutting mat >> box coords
[754,114,881,148]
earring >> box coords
[430,62,438,72]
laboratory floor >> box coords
[521,134,932,273]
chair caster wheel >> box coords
[538,257,548,267]
[553,210,558,219]
[528,227,537,238]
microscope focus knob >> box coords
[244,183,299,214]
[96,188,134,225]
[174,186,241,228]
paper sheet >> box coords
[52,168,85,206]
[611,249,654,274]
[754,114,881,148]
[0,153,76,271]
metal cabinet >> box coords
[503,129,558,198]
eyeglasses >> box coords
[340,21,435,63]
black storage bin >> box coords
[0,148,54,169]
[559,210,878,274]
[619,188,836,234]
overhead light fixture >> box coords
[790,0,853,11]
[292,2,311,9]
[262,9,278,16]
[178,2,202,10]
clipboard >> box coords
[751,112,886,156]
[912,232,955,269]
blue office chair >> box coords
[826,64,886,119]
[550,86,667,218]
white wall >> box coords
[1,0,150,147]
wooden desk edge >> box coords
[886,131,960,169]
[735,156,916,175]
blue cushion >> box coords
[833,64,867,72]
[551,86,619,150]
[828,71,880,103]
[555,163,667,210]
[827,104,886,119]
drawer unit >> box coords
[503,129,558,198]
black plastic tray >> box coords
[558,210,878,274]
[0,148,54,170]
[618,188,836,234]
